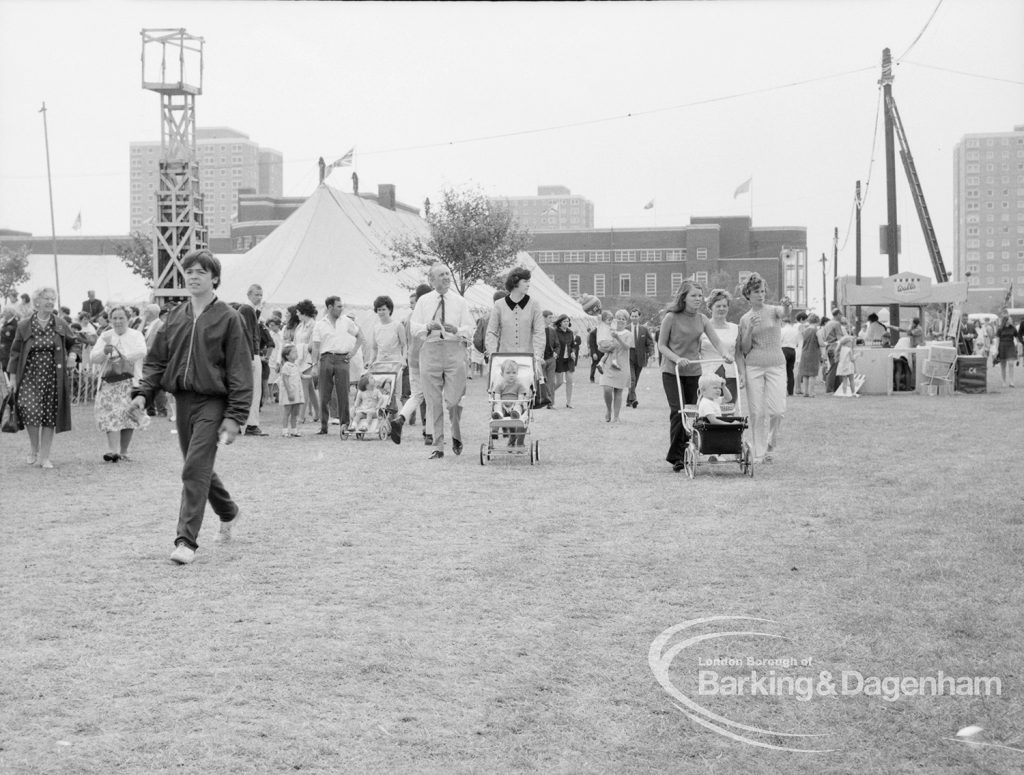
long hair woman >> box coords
[657,281,733,471]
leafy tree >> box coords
[115,232,153,288]
[385,187,530,296]
[0,244,31,298]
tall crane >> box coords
[879,48,950,284]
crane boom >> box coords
[886,95,949,282]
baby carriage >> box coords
[480,352,540,465]
[353,360,402,441]
[675,360,753,478]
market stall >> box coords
[836,273,968,395]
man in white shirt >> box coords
[779,317,801,396]
[311,295,363,437]
[408,264,475,459]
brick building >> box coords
[527,216,808,308]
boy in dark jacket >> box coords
[132,250,253,565]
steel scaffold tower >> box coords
[141,29,207,301]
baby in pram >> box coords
[352,373,389,434]
[491,359,531,420]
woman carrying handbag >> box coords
[90,306,148,462]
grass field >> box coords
[1,369,1022,774]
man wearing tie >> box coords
[626,308,655,409]
[409,264,475,459]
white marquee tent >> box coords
[217,184,425,308]
[13,253,151,308]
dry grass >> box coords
[1,370,1022,774]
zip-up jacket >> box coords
[133,297,253,426]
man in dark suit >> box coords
[626,308,655,408]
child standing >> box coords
[835,335,859,397]
[279,344,304,436]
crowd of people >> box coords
[4,259,1022,563]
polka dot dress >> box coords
[15,316,59,426]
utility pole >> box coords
[880,48,901,332]
[820,252,828,317]
[833,226,839,320]
[855,180,862,331]
[39,102,62,309]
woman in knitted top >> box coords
[737,273,786,463]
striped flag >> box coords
[72,212,81,231]
[734,177,752,198]
[643,199,655,210]
[327,148,355,172]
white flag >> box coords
[72,212,81,231]
[733,178,752,198]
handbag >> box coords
[1,392,19,433]
[100,346,134,384]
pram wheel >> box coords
[683,445,696,479]
[479,443,489,466]
[741,442,754,477]
[532,440,540,464]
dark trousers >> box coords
[825,347,839,393]
[174,392,238,550]
[782,347,796,396]
[319,353,351,432]
[590,355,601,381]
[628,357,644,405]
[662,371,699,466]
[543,357,557,403]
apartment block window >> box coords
[594,274,606,296]
[645,273,657,297]
[967,227,980,235]
[619,274,631,294]
[568,274,581,296]
[696,248,708,260]
[590,251,610,263]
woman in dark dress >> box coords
[551,315,579,408]
[993,312,1023,388]
[6,287,76,469]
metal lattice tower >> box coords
[141,29,207,300]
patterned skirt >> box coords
[95,379,141,432]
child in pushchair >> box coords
[352,373,389,438]
[480,353,540,464]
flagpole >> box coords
[39,102,62,309]
[750,179,753,222]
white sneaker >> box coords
[213,511,241,542]
[170,544,196,564]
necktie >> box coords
[436,295,446,338]
[440,295,446,325]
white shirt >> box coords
[313,315,359,354]
[410,290,474,344]
[780,323,801,349]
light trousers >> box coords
[419,340,466,449]
[245,355,262,426]
[743,364,786,460]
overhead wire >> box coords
[898,60,1024,86]
[838,87,883,253]
[896,0,945,61]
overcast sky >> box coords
[1,0,1022,305]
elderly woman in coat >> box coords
[6,287,77,469]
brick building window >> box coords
[619,274,631,294]
[696,248,708,260]
[593,274,606,296]
[590,251,610,263]
[670,273,683,295]
[645,274,657,296]
[568,274,580,296]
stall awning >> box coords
[837,272,968,307]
